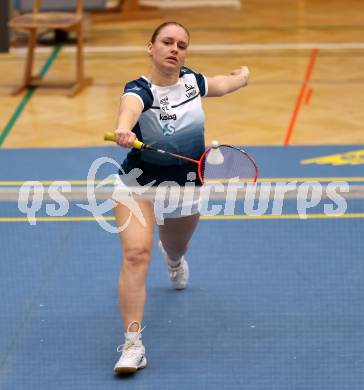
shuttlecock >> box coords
[206,140,224,165]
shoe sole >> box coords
[114,356,147,374]
[114,364,147,374]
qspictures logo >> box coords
[17,157,350,233]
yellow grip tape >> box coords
[104,132,143,149]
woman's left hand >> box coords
[231,66,250,85]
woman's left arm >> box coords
[206,66,250,97]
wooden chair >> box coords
[8,0,92,97]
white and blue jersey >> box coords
[120,66,208,185]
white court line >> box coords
[139,0,240,7]
[9,42,364,55]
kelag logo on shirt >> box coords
[160,113,177,121]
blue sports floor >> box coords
[0,145,363,390]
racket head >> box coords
[197,144,258,184]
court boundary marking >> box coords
[0,46,61,147]
[91,25,364,32]
[1,214,364,223]
[140,0,240,7]
[284,49,319,146]
[1,177,364,186]
[8,42,364,55]
[3,52,364,63]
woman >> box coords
[113,21,249,374]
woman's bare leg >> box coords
[114,199,155,331]
[158,214,200,262]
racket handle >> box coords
[103,132,144,150]
[104,131,116,142]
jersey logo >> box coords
[127,86,142,92]
[162,123,176,136]
[185,83,197,98]
[160,96,171,112]
[160,113,177,121]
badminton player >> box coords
[113,21,250,373]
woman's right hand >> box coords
[114,127,136,148]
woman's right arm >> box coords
[115,95,144,148]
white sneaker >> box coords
[158,241,189,290]
[114,321,147,374]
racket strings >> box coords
[201,145,257,182]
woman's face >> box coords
[147,24,189,72]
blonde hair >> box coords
[150,22,190,43]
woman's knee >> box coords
[123,246,151,269]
